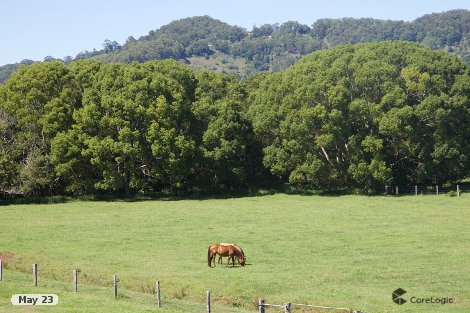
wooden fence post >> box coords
[285,302,291,313]
[436,185,439,195]
[206,290,211,313]
[113,274,117,299]
[259,299,265,313]
[33,263,38,287]
[457,185,460,197]
[73,270,78,292]
[156,281,161,307]
[395,186,399,195]
[415,185,418,196]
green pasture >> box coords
[0,194,469,312]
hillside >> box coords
[1,10,470,82]
[95,10,470,76]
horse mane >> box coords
[234,245,245,258]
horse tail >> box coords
[207,245,212,267]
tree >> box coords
[0,61,80,195]
[192,72,255,189]
[0,105,18,194]
[52,60,198,195]
[103,39,121,53]
[250,41,470,189]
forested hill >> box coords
[1,10,470,81]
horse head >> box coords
[234,245,246,266]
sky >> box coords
[1,0,470,66]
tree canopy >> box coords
[250,41,470,188]
[1,41,470,197]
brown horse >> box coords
[217,243,245,265]
[208,243,246,268]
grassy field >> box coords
[0,194,469,312]
[187,52,248,76]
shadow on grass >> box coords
[210,263,250,268]
[0,187,281,206]
[0,184,388,206]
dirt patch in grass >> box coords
[0,252,15,262]
[0,252,16,268]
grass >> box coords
[187,52,249,76]
[1,194,469,312]
[0,269,247,313]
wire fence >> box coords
[258,299,362,313]
[384,184,468,196]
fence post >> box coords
[113,274,117,299]
[156,281,161,307]
[436,185,439,195]
[33,263,38,287]
[0,259,2,282]
[395,186,399,195]
[457,185,460,197]
[285,302,291,313]
[206,290,211,313]
[259,299,265,313]
[73,270,78,292]
[415,185,418,196]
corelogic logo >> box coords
[392,288,454,305]
[392,288,407,305]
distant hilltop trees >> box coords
[1,10,470,82]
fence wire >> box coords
[260,302,356,313]
[384,184,468,196]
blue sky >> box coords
[1,0,470,65]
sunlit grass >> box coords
[1,194,469,312]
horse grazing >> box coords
[217,243,245,265]
[208,243,246,268]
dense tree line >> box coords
[1,42,470,197]
[0,59,260,196]
[250,42,470,188]
[0,59,34,84]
